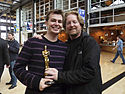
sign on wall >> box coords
[78,8,85,23]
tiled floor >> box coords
[0,51,125,94]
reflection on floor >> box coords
[0,51,125,94]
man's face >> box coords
[46,13,63,35]
[8,34,13,40]
[66,14,82,37]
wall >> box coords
[90,27,125,44]
[121,29,125,41]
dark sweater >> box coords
[14,36,67,94]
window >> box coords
[36,0,54,32]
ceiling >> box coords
[0,0,20,11]
[0,0,32,17]
[0,0,20,18]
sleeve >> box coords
[3,41,10,66]
[8,40,20,54]
[58,37,100,85]
[13,39,42,91]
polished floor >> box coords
[0,51,125,94]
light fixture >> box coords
[100,36,103,39]
[105,33,108,36]
[111,32,114,35]
[120,31,123,34]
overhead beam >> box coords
[0,22,13,26]
[0,1,12,6]
[12,0,32,10]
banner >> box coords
[78,8,85,23]
[14,24,19,32]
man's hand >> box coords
[33,34,43,39]
[112,48,115,50]
[39,78,53,91]
[45,68,58,81]
[6,65,10,68]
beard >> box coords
[69,33,78,37]
[67,29,81,39]
[68,30,79,37]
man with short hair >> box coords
[45,11,102,94]
[14,9,67,94]
[111,35,125,65]
[6,32,19,89]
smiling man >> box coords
[14,9,67,94]
[45,11,102,94]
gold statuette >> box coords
[42,45,50,76]
[42,45,55,85]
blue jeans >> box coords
[9,60,17,86]
[112,50,125,64]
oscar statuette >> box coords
[42,45,55,85]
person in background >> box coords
[58,28,68,42]
[6,32,20,89]
[14,9,67,94]
[0,37,10,94]
[45,11,102,94]
[110,35,125,65]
